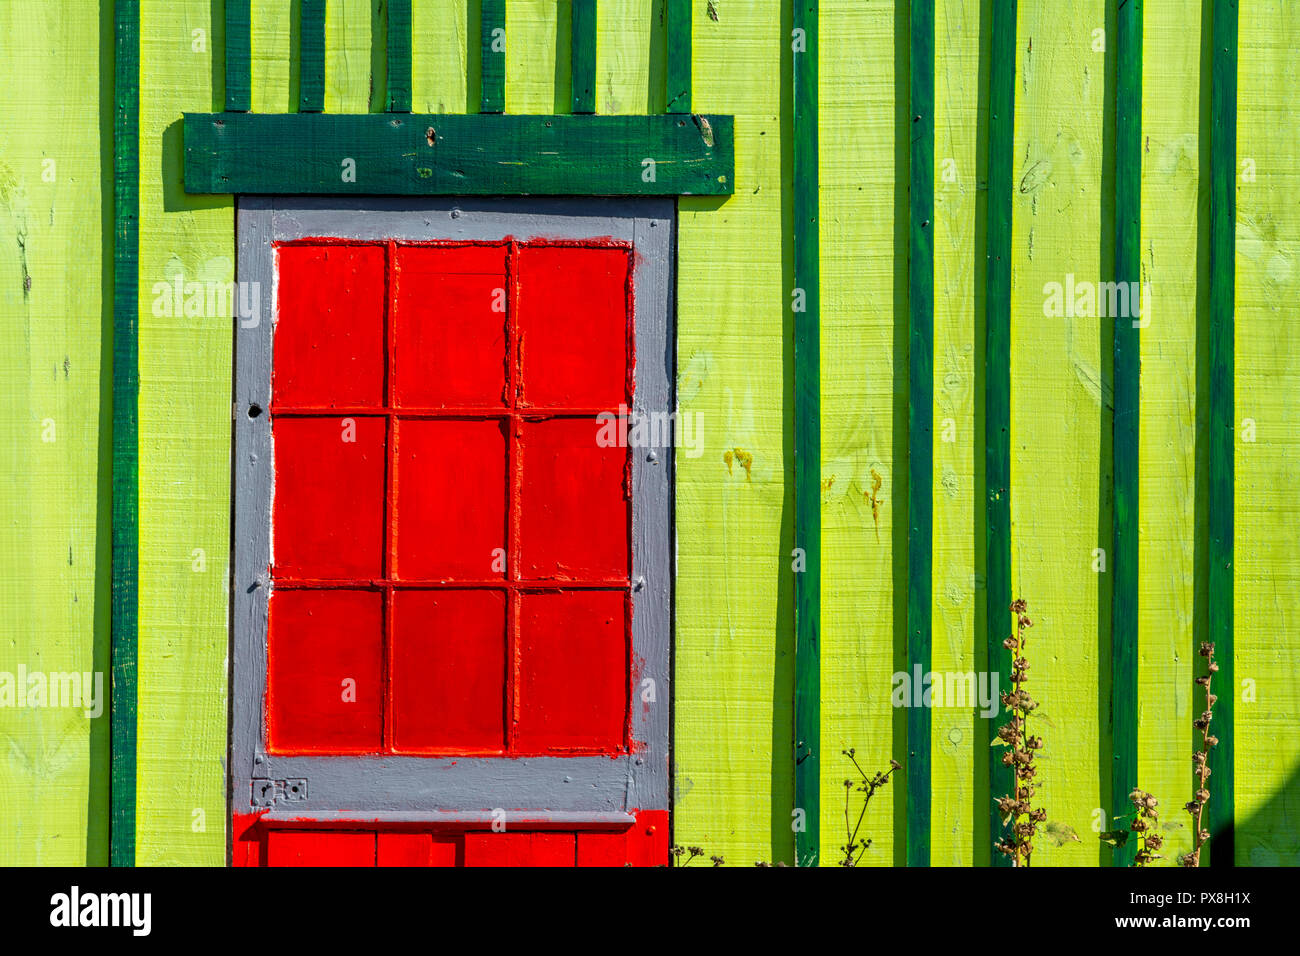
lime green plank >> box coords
[411,0,469,113]
[135,0,232,865]
[323,0,370,113]
[0,0,110,866]
[250,0,292,112]
[1235,0,1300,868]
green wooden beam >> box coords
[571,0,598,114]
[1207,0,1236,867]
[906,0,935,869]
[224,0,251,112]
[111,0,140,869]
[480,0,505,113]
[183,112,734,195]
[792,0,820,868]
[985,0,1016,868]
[665,0,691,113]
[386,0,412,113]
[299,0,326,112]
[1110,0,1143,869]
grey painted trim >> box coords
[232,197,674,819]
[261,810,636,827]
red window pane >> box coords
[463,832,576,867]
[519,417,629,580]
[274,244,385,407]
[267,831,376,867]
[394,245,508,408]
[273,416,385,579]
[267,589,383,753]
[393,419,507,580]
[515,245,630,409]
[516,591,627,752]
[390,590,506,752]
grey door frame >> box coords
[231,197,674,821]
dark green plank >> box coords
[111,0,140,869]
[386,0,412,112]
[299,0,325,112]
[571,0,597,114]
[665,0,691,113]
[183,112,734,195]
[906,0,935,868]
[792,0,820,868]
[480,0,505,113]
[1110,0,1143,869]
[985,0,1016,868]
[224,0,251,112]
[1207,0,1236,867]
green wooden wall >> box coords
[1,0,1297,866]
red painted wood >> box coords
[623,809,670,867]
[267,830,377,866]
[267,589,383,753]
[274,243,386,407]
[519,417,629,580]
[394,244,508,408]
[515,244,631,408]
[392,418,507,580]
[575,831,627,867]
[231,813,267,867]
[463,831,577,867]
[516,590,627,752]
[273,416,386,579]
[390,589,507,752]
[375,832,461,866]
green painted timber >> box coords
[571,0,597,114]
[299,0,325,112]
[665,0,691,113]
[984,0,1015,867]
[182,112,733,195]
[111,0,140,868]
[224,0,251,112]
[480,0,505,113]
[1207,0,1236,866]
[792,0,820,867]
[1110,0,1142,869]
[906,0,934,868]
[386,0,412,112]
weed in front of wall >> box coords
[671,844,723,867]
[838,749,900,867]
[993,600,1048,866]
[1180,642,1220,867]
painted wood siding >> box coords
[3,0,1299,866]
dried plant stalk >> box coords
[994,599,1046,867]
[1129,789,1163,866]
[1179,642,1220,867]
[838,750,900,867]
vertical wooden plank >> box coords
[571,0,597,113]
[225,0,251,111]
[1206,0,1236,865]
[983,0,1015,868]
[480,0,505,112]
[1136,0,1202,869]
[136,0,231,865]
[1109,0,1142,869]
[665,0,691,113]
[323,0,370,113]
[410,0,468,112]
[111,0,141,870]
[792,0,821,868]
[1235,0,1300,869]
[931,0,981,869]
[906,0,934,868]
[250,0,292,112]
[386,0,412,112]
[299,0,325,112]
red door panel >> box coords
[267,831,377,867]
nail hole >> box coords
[426,126,436,146]
[247,403,263,418]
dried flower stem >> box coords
[671,844,723,867]
[994,599,1046,867]
[1179,642,1220,867]
[838,750,900,867]
[1129,789,1163,866]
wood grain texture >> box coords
[225,0,251,111]
[571,0,597,113]
[299,0,326,112]
[324,0,371,113]
[135,0,231,864]
[792,0,820,867]
[665,0,691,113]
[930,0,981,868]
[183,112,734,196]
[1008,0,1105,865]
[0,1,110,866]
[411,0,469,113]
[1135,0,1202,869]
[386,0,412,112]
[673,0,794,867]
[480,0,505,112]
[1234,0,1299,867]
[250,0,291,112]
[817,0,900,867]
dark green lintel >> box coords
[182,112,734,196]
